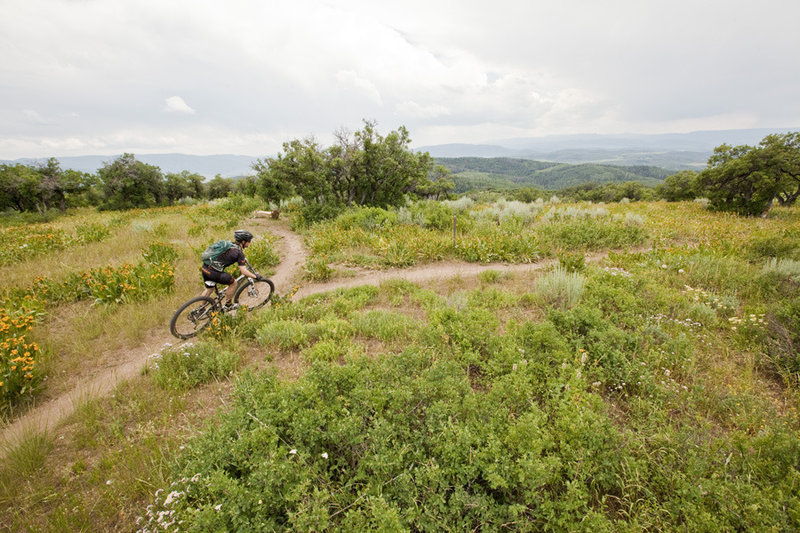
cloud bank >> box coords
[1,0,799,158]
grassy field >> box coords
[1,197,799,531]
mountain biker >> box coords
[201,229,261,309]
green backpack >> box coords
[202,240,235,271]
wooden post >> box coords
[453,214,457,248]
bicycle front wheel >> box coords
[170,296,217,339]
[234,278,274,311]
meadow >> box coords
[1,196,799,531]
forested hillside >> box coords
[436,157,671,192]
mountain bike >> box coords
[169,259,275,339]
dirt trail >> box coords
[0,219,596,454]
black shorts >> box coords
[201,265,235,288]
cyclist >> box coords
[201,229,261,309]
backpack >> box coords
[202,240,235,271]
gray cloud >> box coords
[1,0,799,158]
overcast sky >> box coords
[2,0,799,159]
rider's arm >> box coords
[238,264,258,279]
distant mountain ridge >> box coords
[2,127,796,177]
[418,127,799,170]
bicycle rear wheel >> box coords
[170,296,217,339]
[234,278,274,311]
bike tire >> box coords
[170,296,217,339]
[233,278,274,311]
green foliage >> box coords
[149,341,240,391]
[699,132,800,216]
[98,153,165,210]
[136,236,800,530]
[351,309,419,343]
[334,206,398,231]
[303,255,334,281]
[141,241,179,264]
[558,250,586,272]
[255,121,441,213]
[295,201,346,227]
[477,269,503,283]
[439,157,667,194]
[658,170,699,201]
[410,200,454,230]
[0,226,72,266]
[765,295,800,380]
[747,232,800,260]
[538,217,647,252]
[534,267,586,309]
[74,221,110,243]
[0,304,44,408]
[256,320,310,351]
[0,158,96,213]
[244,234,280,273]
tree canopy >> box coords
[698,132,800,216]
[254,121,452,219]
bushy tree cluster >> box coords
[1,154,248,213]
[0,158,97,213]
[254,121,453,222]
[560,181,657,203]
[698,132,800,216]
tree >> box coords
[164,170,205,204]
[98,153,164,210]
[414,164,455,200]
[698,132,800,216]
[254,121,436,212]
[658,170,698,201]
[0,163,41,212]
[207,175,234,199]
[233,176,258,197]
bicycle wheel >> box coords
[170,296,217,339]
[234,278,274,311]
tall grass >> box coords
[534,266,586,309]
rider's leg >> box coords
[224,283,236,304]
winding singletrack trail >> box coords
[0,219,600,455]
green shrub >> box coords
[747,234,800,260]
[141,241,179,264]
[336,206,397,231]
[351,309,418,343]
[256,320,309,351]
[295,201,345,227]
[75,222,110,243]
[537,217,647,251]
[411,200,454,230]
[477,269,503,283]
[306,317,356,343]
[303,255,334,281]
[302,339,354,363]
[246,234,281,271]
[762,257,800,283]
[765,296,800,381]
[535,267,585,309]
[558,250,586,272]
[149,341,240,391]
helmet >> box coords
[234,229,254,243]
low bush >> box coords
[534,267,586,309]
[149,341,240,391]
